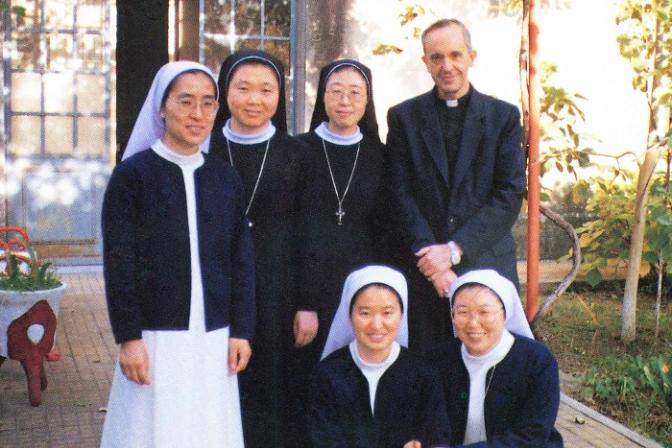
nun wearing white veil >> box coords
[100,61,255,448]
[308,265,451,448]
[427,269,563,447]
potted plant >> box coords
[0,245,66,406]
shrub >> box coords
[574,173,672,288]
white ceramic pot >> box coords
[0,284,66,357]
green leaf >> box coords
[642,251,659,265]
[580,233,595,248]
[658,358,671,385]
[11,6,26,16]
[631,59,648,72]
[372,43,403,55]
[643,365,667,403]
[586,269,602,287]
[655,214,672,226]
[616,11,631,22]
[8,253,20,282]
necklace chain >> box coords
[226,138,271,226]
[321,138,361,226]
[485,363,497,396]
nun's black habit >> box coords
[209,49,306,448]
[288,59,389,446]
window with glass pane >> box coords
[5,0,111,157]
[204,0,291,77]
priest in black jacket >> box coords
[385,18,527,350]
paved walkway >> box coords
[0,271,665,447]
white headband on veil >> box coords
[321,265,409,360]
[447,269,534,339]
[122,60,219,161]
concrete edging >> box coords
[560,394,664,448]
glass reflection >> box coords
[11,73,41,113]
[77,117,106,155]
[265,0,290,37]
[11,116,41,155]
[205,0,232,35]
[234,0,262,36]
[11,31,41,70]
[47,33,74,70]
[45,117,74,154]
[77,75,106,114]
[13,0,41,28]
[45,73,75,113]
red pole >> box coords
[526,0,541,321]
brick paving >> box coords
[0,270,665,447]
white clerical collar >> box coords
[223,119,276,145]
[315,121,363,145]
[151,139,204,168]
[446,98,459,108]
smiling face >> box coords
[350,284,402,363]
[422,23,477,101]
[452,285,505,356]
[226,63,280,134]
[323,66,368,136]
[160,71,217,155]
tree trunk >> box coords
[621,147,659,342]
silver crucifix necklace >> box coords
[226,138,271,228]
[321,138,361,226]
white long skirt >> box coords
[100,326,244,447]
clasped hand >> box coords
[416,244,457,297]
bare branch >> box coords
[530,204,580,336]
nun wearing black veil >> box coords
[288,59,388,446]
[208,49,307,448]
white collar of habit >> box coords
[315,121,363,145]
[223,119,276,145]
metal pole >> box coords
[526,0,541,320]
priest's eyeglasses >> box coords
[452,307,503,324]
[168,95,219,117]
[325,88,366,102]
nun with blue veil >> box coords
[100,61,255,448]
[308,265,451,448]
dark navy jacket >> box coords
[427,334,564,447]
[308,346,451,448]
[386,87,526,285]
[102,149,255,344]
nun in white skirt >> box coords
[100,61,255,448]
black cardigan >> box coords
[308,345,451,447]
[102,149,256,344]
[426,334,564,447]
